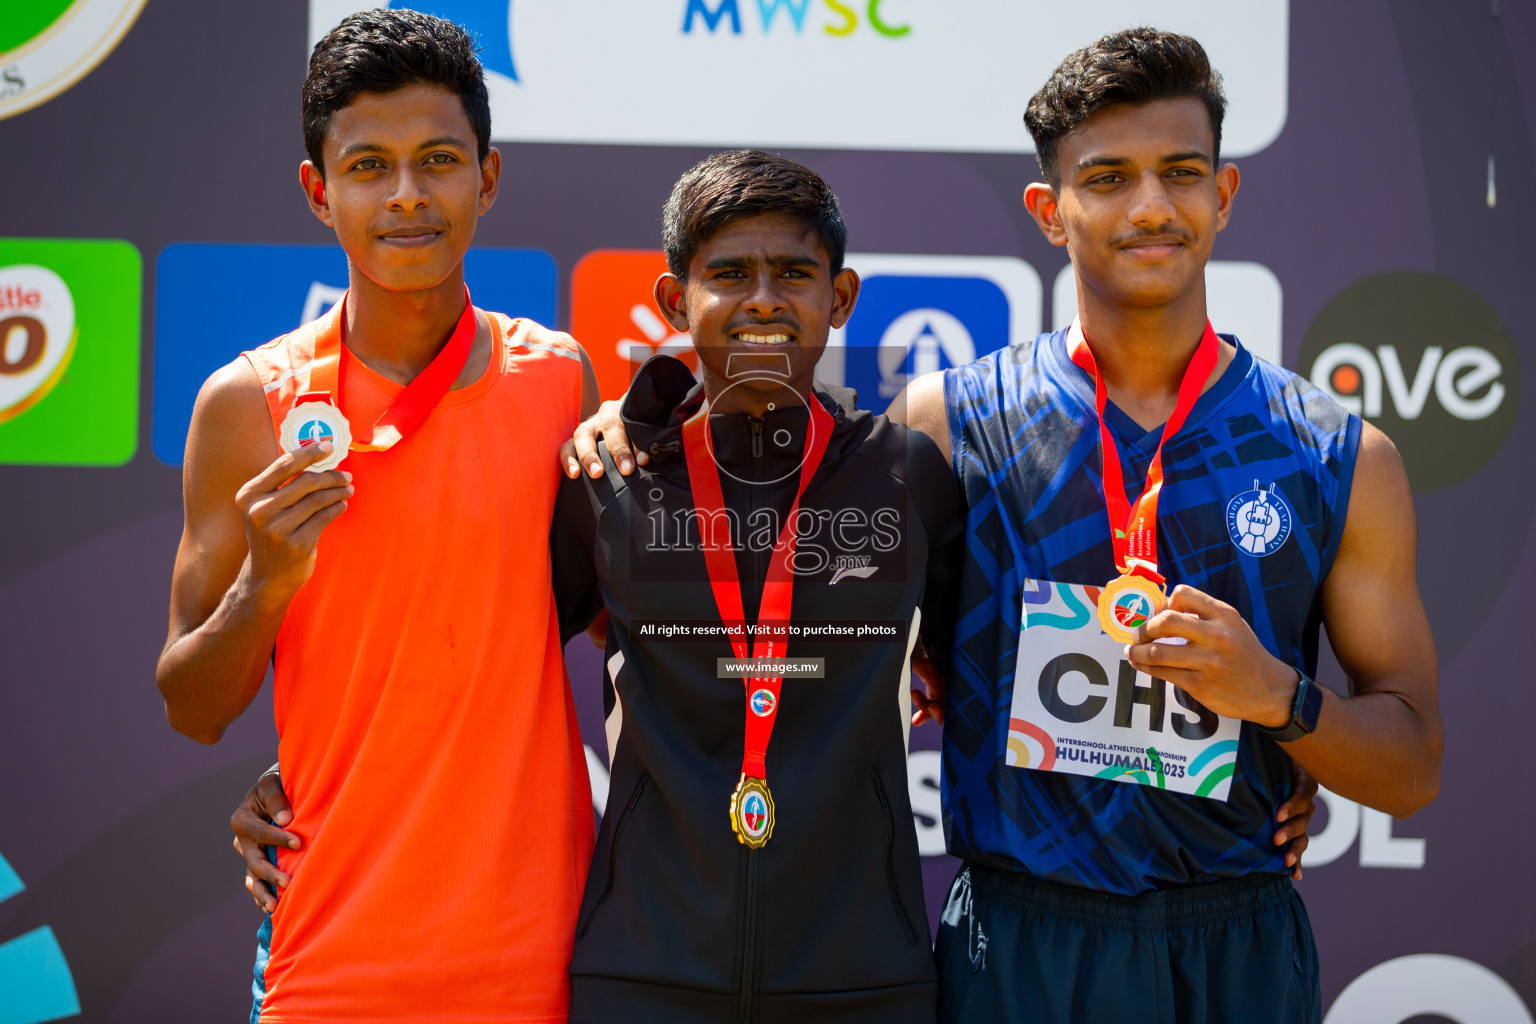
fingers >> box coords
[1125,639,1205,676]
[256,771,295,829]
[559,439,582,480]
[232,808,301,852]
[1166,584,1231,619]
[288,497,350,549]
[245,870,278,914]
[236,834,290,914]
[571,400,636,478]
[1134,608,1206,646]
[269,482,352,537]
[910,688,944,727]
[571,418,605,479]
[242,439,339,497]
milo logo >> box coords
[0,265,76,425]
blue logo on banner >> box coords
[390,0,518,80]
[152,244,556,466]
[0,850,81,1024]
[843,275,1011,404]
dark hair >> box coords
[662,150,847,278]
[1024,28,1226,188]
[302,9,491,175]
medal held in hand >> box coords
[280,285,478,473]
[1067,318,1220,644]
[683,392,835,849]
[279,395,353,472]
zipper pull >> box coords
[752,419,763,458]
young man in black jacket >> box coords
[548,150,961,1023]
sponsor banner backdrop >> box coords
[0,1,1531,1021]
[0,238,140,466]
[309,0,1288,155]
[151,243,557,465]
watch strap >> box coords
[1255,672,1322,743]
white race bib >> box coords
[1006,580,1241,801]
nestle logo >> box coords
[0,285,42,312]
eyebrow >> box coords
[1074,150,1213,173]
[335,136,473,160]
[702,254,822,272]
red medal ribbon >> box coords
[1067,318,1220,586]
[682,394,835,780]
[297,285,477,450]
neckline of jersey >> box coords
[336,308,504,409]
[1046,325,1255,453]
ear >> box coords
[828,268,861,330]
[478,147,502,216]
[654,273,689,333]
[300,161,333,227]
[1023,182,1067,247]
[1214,162,1240,232]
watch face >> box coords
[1297,676,1324,732]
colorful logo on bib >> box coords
[297,419,334,446]
[1113,591,1155,630]
[750,688,776,717]
[1226,483,1293,557]
[740,790,770,838]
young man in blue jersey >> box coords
[884,28,1443,1024]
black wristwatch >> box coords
[1255,672,1323,743]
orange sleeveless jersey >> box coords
[242,303,595,1023]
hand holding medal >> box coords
[1067,318,1218,645]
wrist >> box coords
[1258,664,1302,729]
[241,562,299,616]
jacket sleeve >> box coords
[908,427,965,665]
[550,473,604,645]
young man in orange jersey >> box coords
[155,11,599,1023]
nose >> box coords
[386,163,431,212]
[741,273,788,319]
[1125,171,1176,231]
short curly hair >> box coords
[1024,28,1226,188]
[303,9,491,175]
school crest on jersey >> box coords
[1225,482,1293,557]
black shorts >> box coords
[936,863,1321,1024]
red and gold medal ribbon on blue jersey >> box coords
[295,285,477,450]
[1068,318,1219,641]
[682,393,834,846]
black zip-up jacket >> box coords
[551,356,963,1024]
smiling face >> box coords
[655,211,859,415]
[300,82,499,294]
[1026,96,1238,313]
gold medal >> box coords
[729,774,775,848]
[1096,573,1166,644]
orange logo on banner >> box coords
[571,250,698,401]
